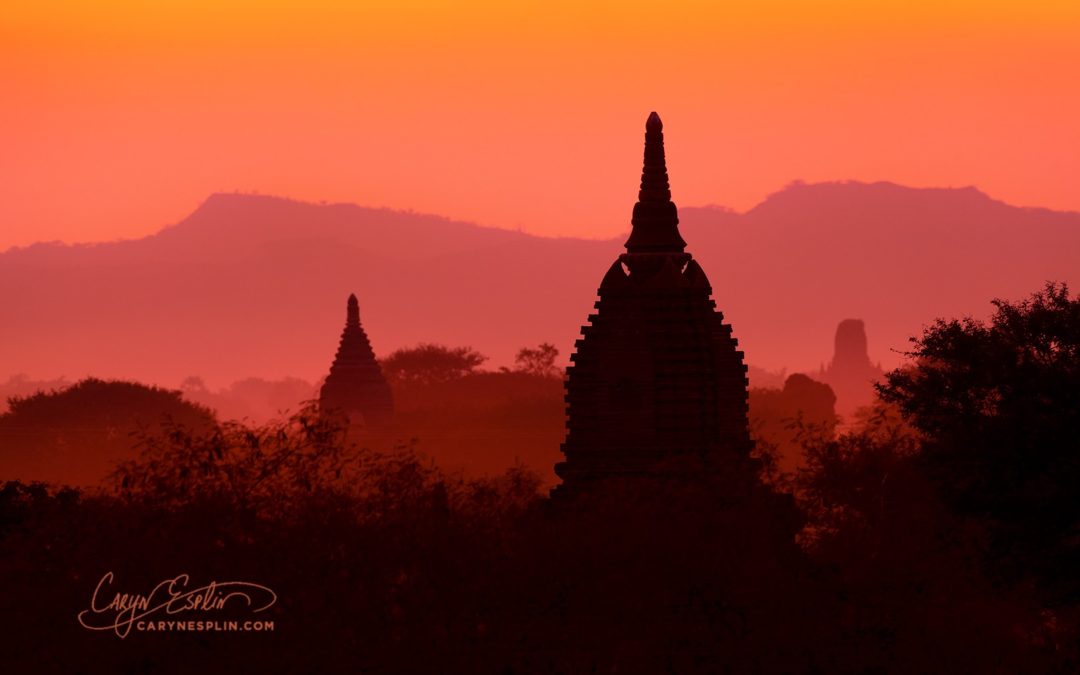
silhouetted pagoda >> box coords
[556,113,753,494]
[319,294,393,428]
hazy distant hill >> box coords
[2,182,1077,387]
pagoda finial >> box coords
[347,293,360,327]
[624,111,687,253]
[638,112,669,203]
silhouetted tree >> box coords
[878,282,1080,605]
[513,343,560,378]
[114,404,352,516]
[0,378,216,485]
[179,375,209,394]
[380,344,487,385]
[791,421,1056,672]
[795,419,920,547]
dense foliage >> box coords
[879,282,1080,605]
[0,378,216,485]
[380,344,488,385]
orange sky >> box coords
[2,1,1078,250]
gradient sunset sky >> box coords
[2,0,1078,250]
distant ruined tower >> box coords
[319,294,393,428]
[556,113,753,494]
[816,319,884,417]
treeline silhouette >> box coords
[1,284,1078,672]
[0,379,216,486]
[0,342,830,487]
[0,344,567,486]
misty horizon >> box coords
[3,178,1077,389]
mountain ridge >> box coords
[2,180,1077,387]
[11,179,1076,257]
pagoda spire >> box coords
[347,293,360,327]
[624,111,687,254]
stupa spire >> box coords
[347,293,360,327]
[624,111,687,253]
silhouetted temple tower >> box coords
[319,294,393,428]
[556,113,752,493]
[815,319,884,417]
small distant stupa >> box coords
[319,294,393,428]
[815,319,884,417]
[555,113,753,495]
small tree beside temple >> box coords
[514,343,560,378]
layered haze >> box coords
[2,181,1076,387]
